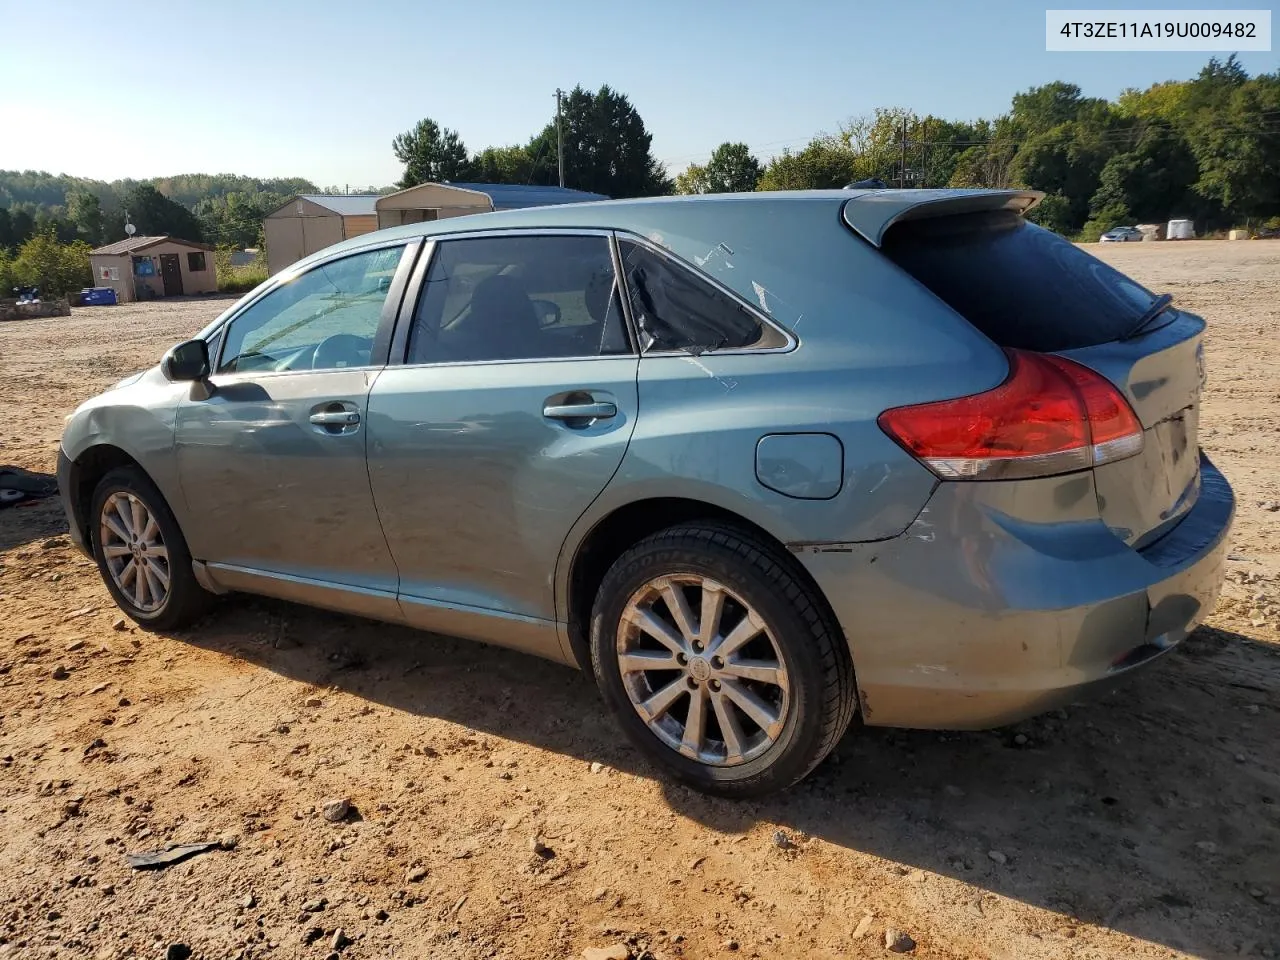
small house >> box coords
[89,236,216,303]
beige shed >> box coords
[89,236,216,303]
[374,182,610,230]
[263,195,380,275]
[375,182,491,229]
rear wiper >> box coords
[1121,293,1175,340]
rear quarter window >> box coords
[881,210,1156,352]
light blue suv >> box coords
[58,190,1233,796]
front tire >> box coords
[590,522,857,798]
[90,465,211,631]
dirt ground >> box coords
[1,241,1277,960]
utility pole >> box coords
[555,88,565,188]
[899,117,907,189]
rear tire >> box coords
[590,521,856,798]
[90,465,212,631]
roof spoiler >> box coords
[841,189,1044,247]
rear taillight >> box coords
[877,349,1144,481]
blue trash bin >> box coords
[79,287,118,306]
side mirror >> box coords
[160,339,210,383]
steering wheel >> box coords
[312,334,372,369]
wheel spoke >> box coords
[712,610,763,659]
[114,499,134,538]
[660,581,698,644]
[143,543,168,562]
[722,658,783,686]
[625,606,687,655]
[637,676,688,722]
[698,580,725,647]
[103,515,130,544]
[619,650,677,673]
[143,565,165,605]
[711,690,747,761]
[104,544,131,559]
[130,497,146,539]
[133,562,148,608]
[145,557,170,590]
[119,559,138,587]
[680,684,708,758]
[721,678,782,735]
[141,515,159,543]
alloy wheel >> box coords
[617,575,790,766]
[100,491,170,613]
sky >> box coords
[0,0,1275,188]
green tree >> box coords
[66,190,105,245]
[702,143,762,193]
[1025,192,1075,234]
[124,184,203,241]
[674,162,711,195]
[11,231,92,296]
[757,138,859,190]
[1088,126,1197,224]
[9,208,35,247]
[1010,81,1100,135]
[0,208,12,250]
[526,85,670,196]
[1188,71,1280,220]
[469,145,535,184]
[0,248,15,293]
[391,118,471,188]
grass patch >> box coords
[215,248,269,294]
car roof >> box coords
[297,189,1031,267]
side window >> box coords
[218,245,405,373]
[408,235,630,364]
[617,240,780,353]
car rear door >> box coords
[365,230,639,658]
[174,239,418,619]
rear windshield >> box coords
[881,210,1157,352]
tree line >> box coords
[0,173,320,253]
[394,58,1279,239]
[391,84,672,197]
[3,53,1277,284]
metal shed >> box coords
[263,195,380,275]
[375,182,608,230]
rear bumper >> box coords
[799,453,1234,729]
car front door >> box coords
[175,240,419,619]
[365,231,639,659]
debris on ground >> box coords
[885,928,916,953]
[125,841,222,870]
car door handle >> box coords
[309,410,361,426]
[542,401,617,421]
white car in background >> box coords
[1100,226,1144,243]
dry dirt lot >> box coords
[1,241,1277,960]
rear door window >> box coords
[880,210,1157,352]
[617,239,786,354]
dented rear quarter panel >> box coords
[555,199,1011,619]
